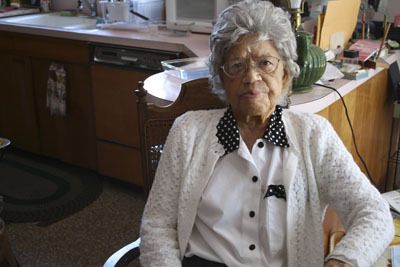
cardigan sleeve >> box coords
[311,115,394,267]
[139,115,189,267]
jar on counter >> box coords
[40,0,50,12]
[342,49,360,65]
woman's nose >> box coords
[242,65,262,83]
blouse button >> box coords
[252,176,258,182]
[249,244,256,250]
[257,141,264,148]
[249,211,255,218]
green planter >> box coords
[292,31,326,93]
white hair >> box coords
[209,0,300,101]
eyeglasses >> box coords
[221,56,281,78]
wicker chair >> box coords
[103,78,345,267]
[136,78,227,195]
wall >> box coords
[51,0,79,11]
[373,0,400,21]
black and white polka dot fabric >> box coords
[216,105,290,155]
[264,106,290,148]
[264,184,286,200]
[216,109,240,154]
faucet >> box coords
[77,0,82,13]
[77,0,97,17]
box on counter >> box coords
[161,57,209,80]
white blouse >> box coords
[185,136,287,266]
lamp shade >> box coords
[289,0,303,9]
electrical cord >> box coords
[314,82,377,188]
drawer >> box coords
[96,141,143,186]
[91,65,150,146]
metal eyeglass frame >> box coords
[221,56,281,79]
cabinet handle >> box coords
[120,56,138,62]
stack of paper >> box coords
[393,246,400,267]
[348,39,381,62]
[382,189,400,214]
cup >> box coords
[106,2,130,23]
[99,0,109,22]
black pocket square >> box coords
[264,184,286,200]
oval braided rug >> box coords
[0,149,103,224]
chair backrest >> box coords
[135,78,227,194]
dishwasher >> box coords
[90,43,182,72]
[90,43,183,185]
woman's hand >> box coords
[324,259,351,267]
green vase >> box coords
[292,31,326,93]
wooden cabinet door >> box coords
[31,58,97,170]
[91,65,154,186]
[318,70,392,190]
[91,65,151,146]
[0,53,40,153]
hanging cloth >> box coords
[46,63,67,116]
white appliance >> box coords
[166,0,237,33]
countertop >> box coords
[0,13,211,57]
[144,50,400,113]
[0,8,40,18]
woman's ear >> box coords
[282,67,291,90]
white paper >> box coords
[393,246,400,267]
[320,62,344,82]
[382,189,400,213]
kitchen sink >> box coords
[0,13,97,30]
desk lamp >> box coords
[280,0,327,93]
[283,0,305,31]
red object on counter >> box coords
[0,6,19,13]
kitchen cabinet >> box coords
[31,58,96,170]
[0,31,96,170]
[91,65,155,186]
[91,65,148,147]
[318,69,393,191]
[0,53,40,153]
[90,43,179,186]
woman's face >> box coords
[221,34,289,120]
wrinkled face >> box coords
[221,34,289,119]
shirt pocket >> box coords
[265,197,286,255]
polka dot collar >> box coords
[216,105,289,154]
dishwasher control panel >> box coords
[90,44,182,72]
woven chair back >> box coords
[135,78,227,194]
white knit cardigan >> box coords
[140,108,394,267]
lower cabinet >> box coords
[0,30,184,188]
[0,53,40,153]
[96,141,143,185]
[0,31,97,170]
[318,69,392,191]
[31,58,97,170]
[91,64,153,186]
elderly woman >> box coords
[139,0,394,266]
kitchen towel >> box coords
[47,63,66,116]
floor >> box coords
[5,178,145,267]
